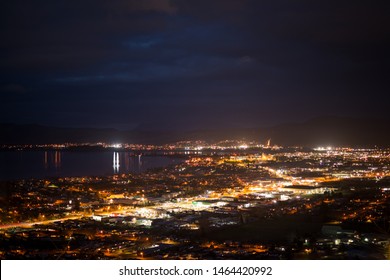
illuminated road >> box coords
[0,215,84,230]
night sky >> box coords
[1,0,389,131]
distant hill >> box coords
[263,116,390,147]
[0,123,179,145]
[1,116,389,147]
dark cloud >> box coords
[0,84,27,94]
[0,0,389,130]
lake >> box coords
[0,151,184,181]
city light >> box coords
[1,142,389,260]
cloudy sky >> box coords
[1,0,389,130]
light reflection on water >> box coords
[113,152,120,173]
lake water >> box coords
[0,151,184,181]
